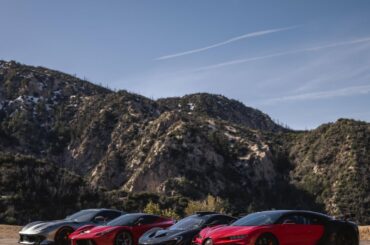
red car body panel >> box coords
[194,224,324,245]
[69,216,173,245]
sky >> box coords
[0,0,370,129]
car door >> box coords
[303,214,325,245]
[277,214,312,245]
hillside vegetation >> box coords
[0,60,368,224]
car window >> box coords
[107,214,143,226]
[207,216,234,226]
[96,211,122,221]
[306,215,326,225]
[281,214,311,225]
[232,212,282,226]
[66,210,99,222]
[169,216,205,230]
[140,215,159,225]
[223,216,236,224]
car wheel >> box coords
[335,231,356,245]
[55,227,74,245]
[255,234,278,245]
[115,231,133,245]
[204,238,213,245]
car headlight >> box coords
[228,235,248,240]
[95,228,115,237]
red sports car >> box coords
[69,213,174,245]
[193,210,359,245]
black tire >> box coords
[334,231,357,245]
[255,233,278,245]
[55,227,74,245]
[115,231,133,245]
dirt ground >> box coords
[0,224,369,245]
[0,225,21,245]
[360,226,370,241]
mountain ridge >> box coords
[0,60,368,224]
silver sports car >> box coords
[19,208,124,245]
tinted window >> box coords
[232,212,283,226]
[65,210,99,222]
[169,216,205,230]
[309,215,325,225]
[305,214,328,225]
[207,215,235,226]
[96,211,122,221]
[140,215,159,225]
[107,214,143,226]
[281,214,317,225]
[220,216,236,224]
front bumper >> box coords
[193,237,250,245]
[19,233,55,245]
[19,234,54,245]
[139,241,178,245]
[72,239,96,245]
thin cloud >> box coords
[196,37,370,71]
[263,84,370,105]
[155,26,297,60]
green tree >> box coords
[184,195,225,215]
[143,201,180,219]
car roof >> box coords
[192,212,234,220]
[121,213,161,218]
[81,208,124,213]
[251,210,332,220]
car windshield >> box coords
[232,212,282,226]
[169,216,205,230]
[65,210,98,222]
[107,214,143,226]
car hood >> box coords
[140,228,199,244]
[201,226,258,239]
[20,220,80,235]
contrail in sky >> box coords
[262,84,370,105]
[156,26,297,60]
[196,37,370,71]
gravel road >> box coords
[4,238,370,245]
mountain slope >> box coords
[288,119,370,223]
[0,60,368,224]
[158,93,285,132]
[0,154,109,224]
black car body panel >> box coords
[139,212,236,245]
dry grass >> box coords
[360,226,370,241]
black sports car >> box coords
[139,212,236,245]
[193,210,359,245]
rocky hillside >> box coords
[0,60,368,224]
[289,119,370,223]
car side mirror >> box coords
[94,216,106,223]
